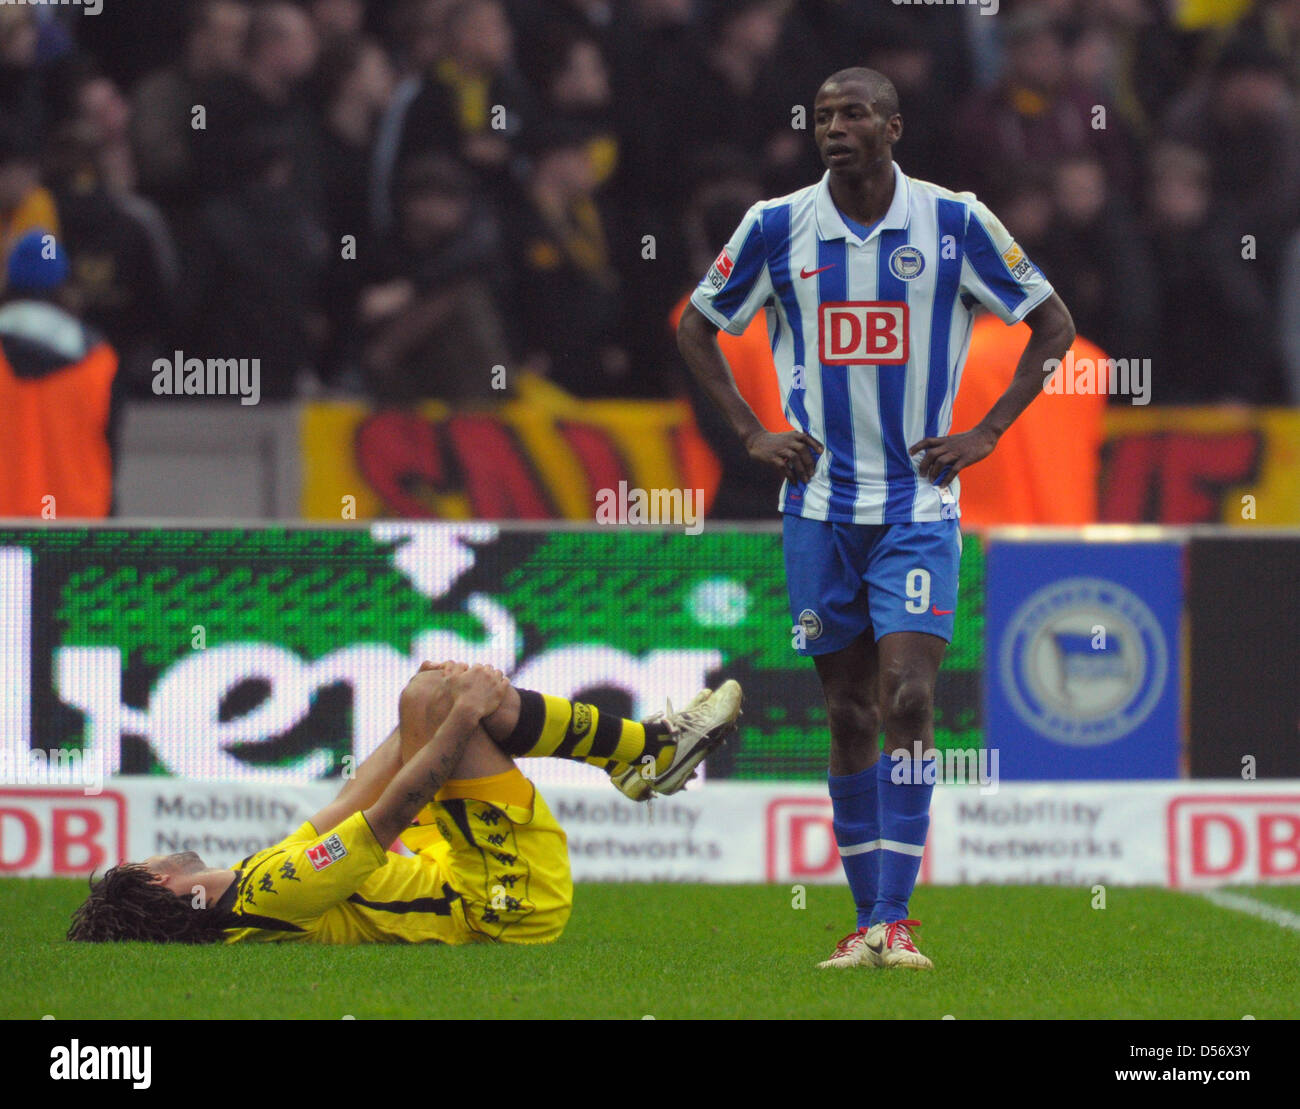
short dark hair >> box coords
[310,35,367,107]
[396,153,473,200]
[0,119,39,166]
[819,67,900,121]
[245,1,304,60]
[67,864,229,944]
[190,0,248,38]
[704,0,787,38]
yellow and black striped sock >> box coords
[499,691,675,776]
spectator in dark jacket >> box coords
[184,126,331,398]
[1145,141,1283,404]
[358,155,511,402]
[1162,32,1300,294]
[130,0,251,212]
[1036,153,1158,367]
[953,7,1134,197]
[504,120,628,398]
[190,1,323,213]
[46,115,179,397]
[313,35,397,385]
[377,0,537,229]
[0,8,51,152]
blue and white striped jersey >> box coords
[690,161,1054,523]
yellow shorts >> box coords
[399,769,573,945]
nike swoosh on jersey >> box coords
[932,606,954,615]
[799,264,836,278]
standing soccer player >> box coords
[677,68,1075,969]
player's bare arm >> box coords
[362,664,509,849]
[305,725,404,835]
[910,291,1076,487]
[302,658,476,833]
[677,301,823,482]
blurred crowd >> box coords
[4,0,1300,407]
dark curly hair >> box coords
[67,864,230,944]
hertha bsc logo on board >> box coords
[707,247,734,290]
[307,833,349,871]
[999,577,1168,746]
[819,301,909,365]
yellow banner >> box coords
[301,373,721,520]
[303,388,1300,525]
[1102,407,1300,525]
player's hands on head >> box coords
[746,429,824,483]
[447,663,510,719]
[909,426,999,487]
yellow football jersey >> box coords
[216,772,572,946]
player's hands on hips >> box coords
[745,429,824,483]
[909,426,999,488]
[447,664,510,719]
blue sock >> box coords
[828,766,880,929]
[871,756,934,925]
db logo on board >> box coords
[819,301,909,365]
[1167,795,1300,887]
[0,789,127,876]
[765,796,932,884]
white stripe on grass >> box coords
[1200,890,1300,932]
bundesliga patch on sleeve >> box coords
[306,833,348,871]
[706,247,734,291]
[1002,243,1035,283]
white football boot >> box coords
[649,680,742,796]
[867,919,933,970]
[817,927,883,969]
[609,689,712,802]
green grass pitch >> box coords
[4,879,1298,1020]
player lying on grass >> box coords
[67,663,742,945]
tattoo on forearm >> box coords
[391,719,481,829]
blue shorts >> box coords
[783,515,962,656]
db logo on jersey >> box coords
[819,301,909,365]
[307,833,348,871]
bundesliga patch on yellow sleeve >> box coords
[226,812,388,934]
[306,832,349,871]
